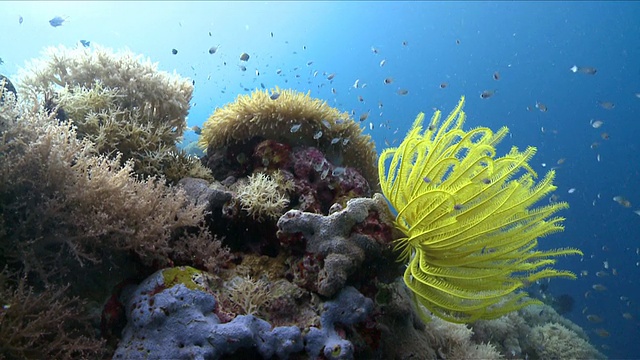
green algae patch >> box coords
[162,266,207,291]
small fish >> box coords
[290,124,301,133]
[332,167,345,176]
[402,40,408,46]
[260,83,265,89]
[49,16,66,27]
[0,58,3,65]
[557,158,566,165]
[353,79,360,88]
[383,77,394,85]
[595,328,610,338]
[208,31,212,36]
[313,70,318,77]
[397,89,409,96]
[327,73,335,80]
[493,71,500,80]
[255,69,260,76]
[456,39,461,45]
[480,90,495,99]
[270,32,274,37]
[276,69,282,75]
[567,188,576,194]
[79,40,90,47]
[306,61,313,66]
[331,88,336,95]
[240,53,250,61]
[208,46,218,54]
[190,125,202,135]
[600,132,610,140]
[359,112,369,122]
[570,65,597,75]
[440,82,448,89]
[371,46,379,54]
[613,196,632,208]
[358,95,364,102]
[171,48,179,55]
[313,130,323,140]
[342,138,350,146]
[535,101,548,112]
[19,15,23,24]
[379,59,386,67]
[238,65,247,71]
[595,271,609,278]
[270,92,280,100]
[623,312,634,320]
[331,137,341,145]
[597,100,615,110]
[590,119,604,128]
[592,284,607,291]
[587,314,604,323]
[369,122,374,130]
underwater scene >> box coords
[0,1,639,359]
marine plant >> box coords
[197,87,379,190]
[378,96,582,323]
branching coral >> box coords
[224,275,272,316]
[0,85,224,288]
[379,96,582,323]
[198,87,378,190]
[234,171,293,220]
[0,271,107,359]
[16,44,209,183]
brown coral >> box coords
[198,87,379,190]
[16,44,209,183]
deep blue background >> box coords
[1,1,639,358]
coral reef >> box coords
[0,271,107,359]
[16,44,210,183]
[198,87,379,191]
[277,194,396,297]
[114,267,373,360]
[378,95,582,322]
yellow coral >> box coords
[378,96,582,323]
[198,87,379,190]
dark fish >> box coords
[570,65,597,75]
[327,73,335,80]
[270,32,274,37]
[190,125,202,135]
[240,52,250,61]
[260,83,265,89]
[383,77,394,85]
[397,89,409,96]
[19,15,23,24]
[79,40,90,47]
[440,82,448,89]
[208,46,218,54]
[270,92,280,100]
[402,40,408,46]
[49,16,66,27]
[171,48,178,55]
[480,90,495,99]
[208,31,212,36]
[456,39,461,45]
[493,71,500,80]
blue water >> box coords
[2,1,639,358]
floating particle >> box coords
[290,123,301,133]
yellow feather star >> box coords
[378,96,582,323]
